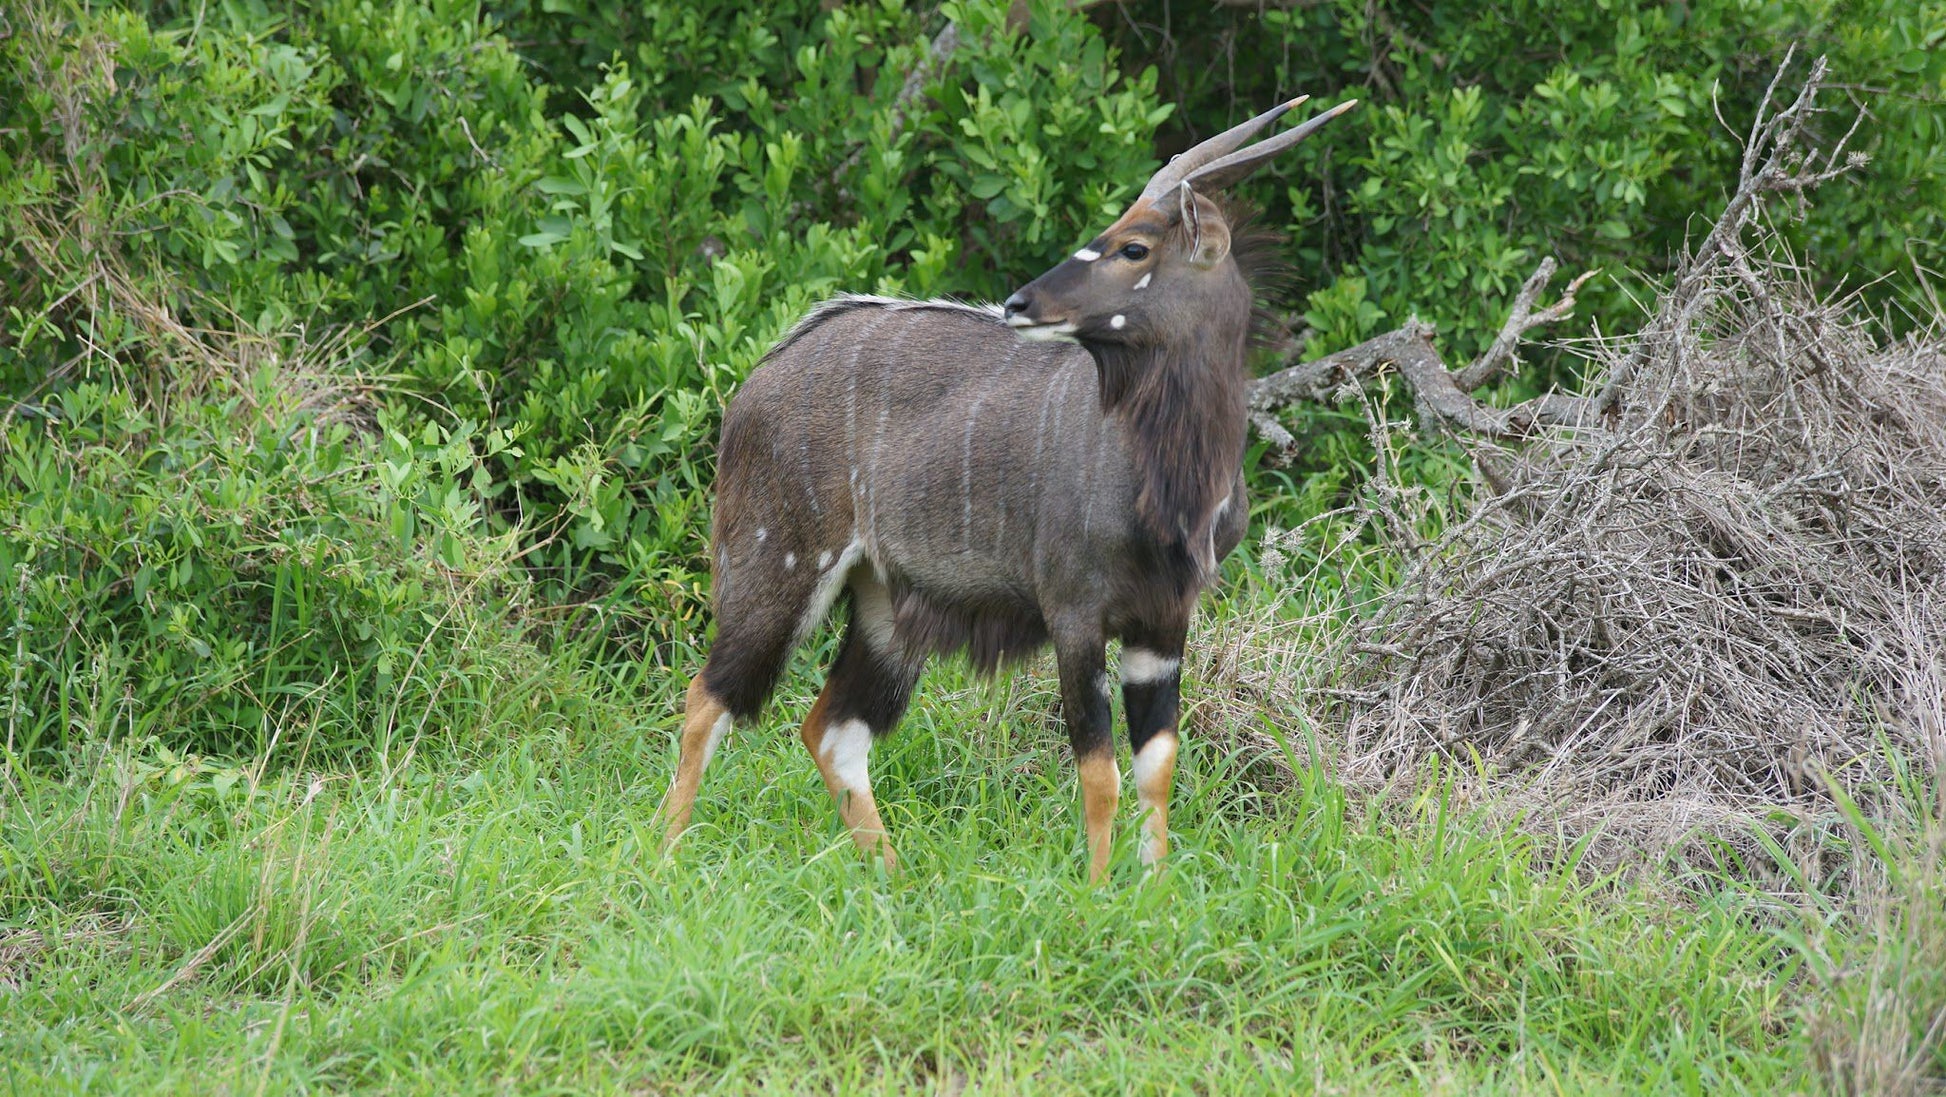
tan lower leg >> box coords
[1133,731,1178,866]
[660,676,731,853]
[800,692,897,870]
[1078,751,1121,884]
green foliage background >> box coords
[2,0,1942,760]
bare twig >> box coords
[1597,48,1864,413]
[1456,259,1600,391]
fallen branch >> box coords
[1248,258,1600,452]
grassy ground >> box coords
[2,627,1818,1095]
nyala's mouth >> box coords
[1006,316,1079,343]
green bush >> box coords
[1105,0,1945,362]
[0,360,536,761]
[5,0,1942,709]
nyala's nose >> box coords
[1003,291,1031,320]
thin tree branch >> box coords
[1456,258,1599,391]
[1249,260,1600,445]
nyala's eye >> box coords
[1119,242,1150,262]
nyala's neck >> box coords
[1090,329,1250,563]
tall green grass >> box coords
[4,640,1815,1094]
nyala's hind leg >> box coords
[660,676,732,852]
[799,576,919,870]
[660,580,806,853]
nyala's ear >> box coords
[1177,184,1232,270]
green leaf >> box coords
[969,174,1007,200]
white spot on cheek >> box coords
[1073,247,1102,262]
[1110,314,1126,330]
[822,717,873,794]
[1121,648,1180,685]
[1133,272,1152,291]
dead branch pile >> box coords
[1218,53,1946,875]
[1333,248,1946,867]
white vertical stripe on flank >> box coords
[794,540,864,643]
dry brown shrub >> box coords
[1331,244,1945,878]
[1196,56,1946,896]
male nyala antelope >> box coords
[660,96,1356,881]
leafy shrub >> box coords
[6,0,1178,651]
[1106,0,1945,360]
[5,0,1943,687]
[1,360,536,761]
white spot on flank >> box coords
[698,712,733,771]
[1121,648,1181,685]
[818,550,833,569]
[822,717,874,795]
[1073,247,1102,262]
[784,552,797,570]
[795,541,864,644]
[756,527,768,543]
[1110,314,1126,330]
[1133,272,1152,291]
